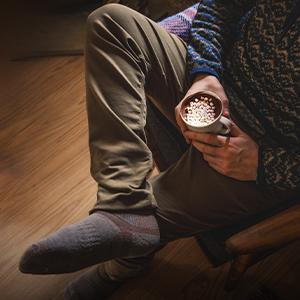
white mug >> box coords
[180,90,232,135]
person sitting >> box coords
[19,1,300,299]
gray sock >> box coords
[19,211,159,274]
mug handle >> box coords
[219,116,233,135]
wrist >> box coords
[191,73,223,96]
[194,73,218,83]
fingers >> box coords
[185,131,228,148]
[193,141,220,158]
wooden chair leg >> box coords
[225,253,256,292]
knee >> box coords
[86,4,116,31]
[85,4,123,51]
[86,3,130,34]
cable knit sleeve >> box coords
[187,0,256,82]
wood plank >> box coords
[1,55,300,300]
[1,56,97,300]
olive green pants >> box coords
[85,3,292,281]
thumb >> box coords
[223,107,230,119]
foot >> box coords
[19,211,160,274]
[65,265,122,300]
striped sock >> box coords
[19,211,160,274]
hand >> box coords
[184,121,259,181]
[175,73,229,144]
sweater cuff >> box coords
[190,67,220,83]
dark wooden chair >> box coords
[223,202,300,290]
[145,100,300,291]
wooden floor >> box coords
[1,53,300,300]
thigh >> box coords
[86,3,190,129]
[150,145,290,244]
[85,4,190,212]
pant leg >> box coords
[85,3,189,213]
[99,144,299,282]
[151,145,300,244]
[99,247,163,282]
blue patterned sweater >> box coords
[186,0,300,190]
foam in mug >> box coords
[180,91,232,134]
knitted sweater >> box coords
[187,0,300,190]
